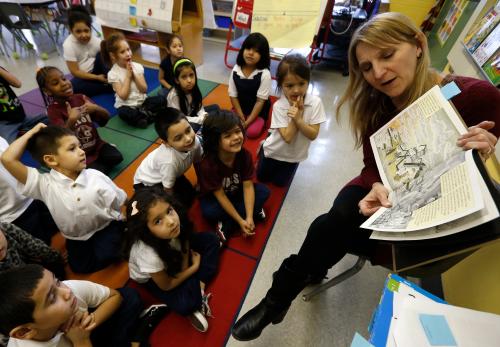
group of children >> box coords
[0,4,326,345]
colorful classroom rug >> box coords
[19,68,294,347]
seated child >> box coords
[36,66,123,174]
[229,33,272,138]
[0,136,57,245]
[102,33,166,128]
[124,187,220,332]
[0,264,167,347]
[133,107,202,208]
[258,54,326,186]
[0,222,64,279]
[0,67,48,143]
[1,124,127,274]
[63,5,114,96]
[158,34,184,97]
[167,58,219,133]
[196,110,270,244]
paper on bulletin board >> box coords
[251,0,324,48]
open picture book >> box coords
[361,84,499,241]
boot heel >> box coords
[271,308,288,324]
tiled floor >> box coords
[0,29,389,346]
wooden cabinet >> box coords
[100,0,204,68]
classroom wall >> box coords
[442,241,500,315]
[389,0,435,26]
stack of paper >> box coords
[369,274,500,347]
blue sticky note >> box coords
[350,332,374,347]
[440,81,461,100]
[129,6,137,16]
[419,314,457,346]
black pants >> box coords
[12,199,58,245]
[294,185,373,276]
[66,220,124,273]
[91,287,143,347]
[118,95,167,128]
[145,232,220,316]
[71,53,114,97]
[87,143,124,174]
[257,149,299,187]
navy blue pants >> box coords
[145,232,219,316]
[71,53,114,97]
[12,199,58,245]
[91,287,143,347]
[66,220,124,273]
[257,149,299,187]
[199,182,270,235]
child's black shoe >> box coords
[133,304,169,345]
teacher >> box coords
[231,12,500,341]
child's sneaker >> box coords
[201,292,213,318]
[256,208,266,221]
[134,304,169,343]
[216,221,227,246]
[189,310,208,332]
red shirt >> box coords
[196,148,255,196]
[347,75,500,190]
[47,94,106,164]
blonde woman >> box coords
[231,12,500,341]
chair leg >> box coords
[302,257,366,302]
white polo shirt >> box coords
[167,88,207,125]
[107,62,147,108]
[263,94,326,163]
[134,136,202,189]
[227,65,272,99]
[63,35,101,73]
[7,280,110,347]
[0,137,32,223]
[129,238,181,283]
[19,167,127,240]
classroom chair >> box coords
[0,3,59,56]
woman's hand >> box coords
[358,182,392,217]
[457,121,497,158]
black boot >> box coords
[231,255,309,341]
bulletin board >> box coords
[95,0,174,33]
[436,0,468,45]
[427,0,480,71]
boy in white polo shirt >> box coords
[1,124,127,274]
[133,107,202,207]
[0,136,58,245]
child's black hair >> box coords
[236,32,271,70]
[68,5,92,30]
[201,109,244,157]
[27,126,75,167]
[36,66,61,106]
[100,32,126,68]
[0,264,45,335]
[276,54,311,93]
[172,58,203,119]
[154,107,189,142]
[123,186,193,277]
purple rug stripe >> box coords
[21,101,46,116]
[19,89,46,107]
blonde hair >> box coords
[336,12,440,148]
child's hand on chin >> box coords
[65,311,92,345]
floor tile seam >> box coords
[222,168,299,346]
[102,125,158,144]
